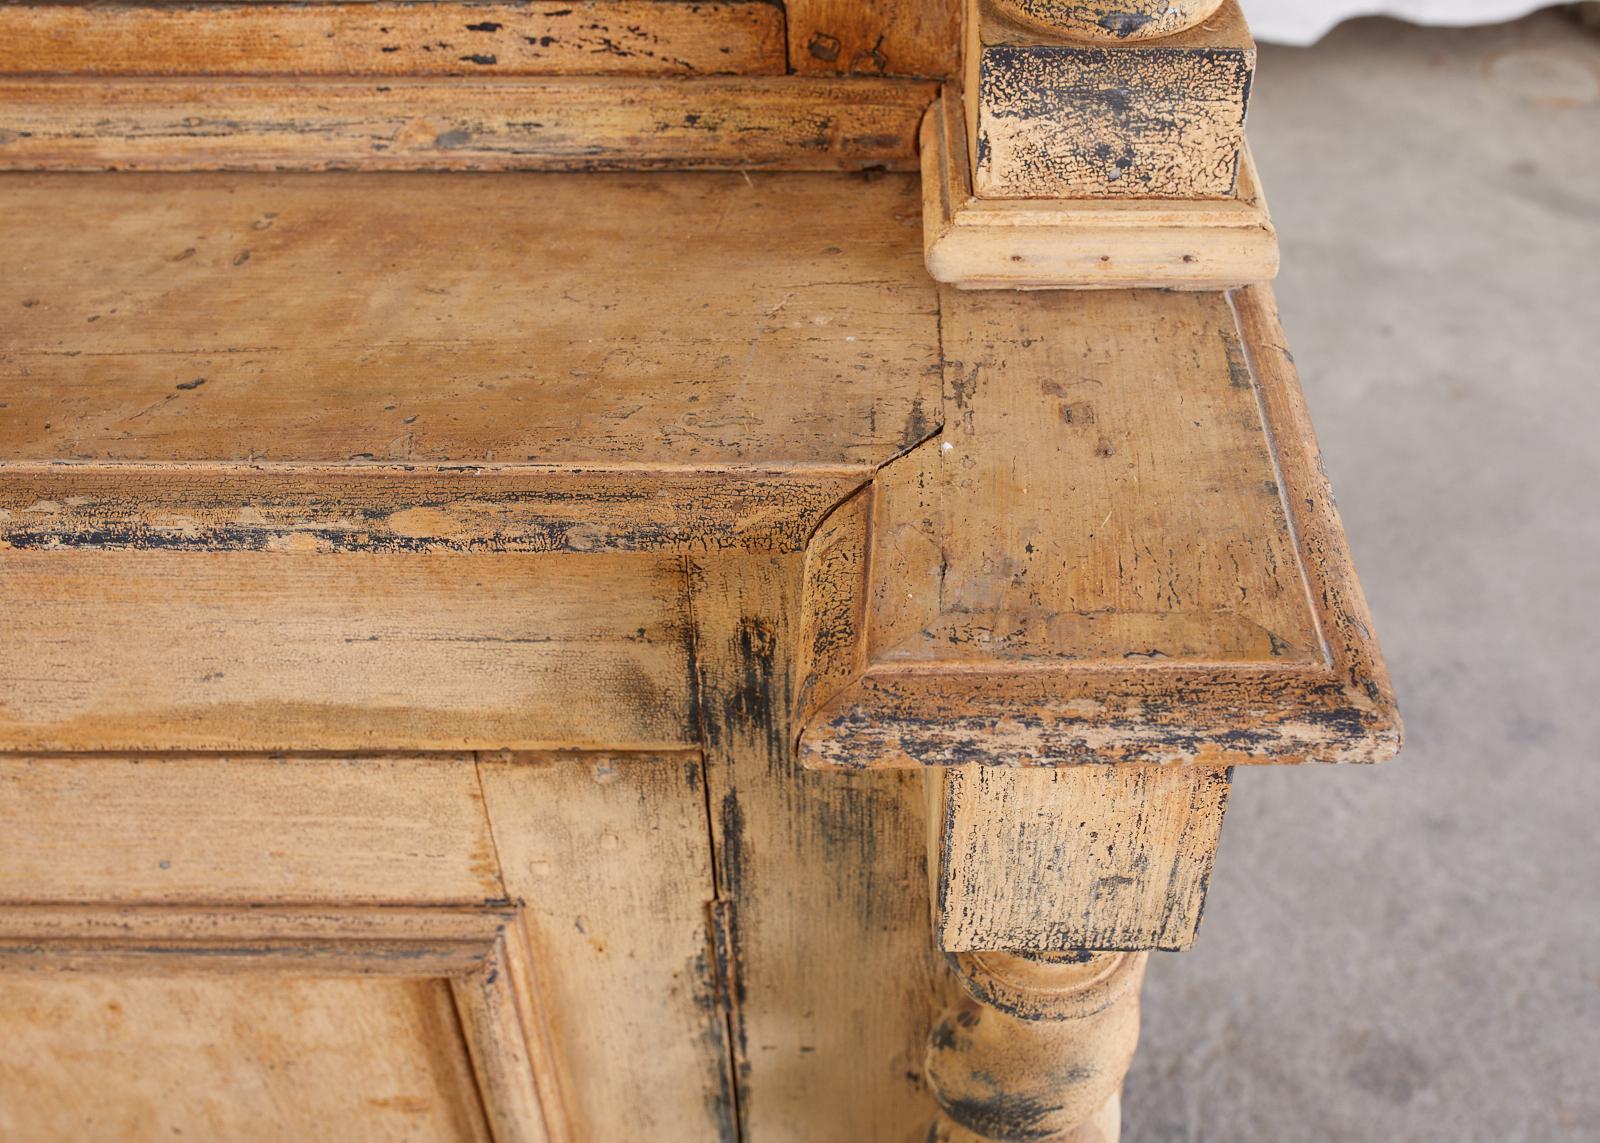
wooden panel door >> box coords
[0,747,734,1141]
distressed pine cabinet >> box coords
[0,2,1398,1140]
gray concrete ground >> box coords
[1122,12,1600,1142]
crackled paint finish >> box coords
[991,0,1226,40]
[970,0,1255,199]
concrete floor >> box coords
[1122,12,1600,1142]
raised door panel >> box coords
[0,975,490,1142]
[0,750,733,1141]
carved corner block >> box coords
[966,0,1255,199]
[922,91,1278,289]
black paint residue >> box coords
[1098,11,1155,37]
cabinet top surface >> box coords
[0,170,939,473]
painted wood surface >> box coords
[0,902,556,1133]
[451,923,562,1143]
[0,150,1401,1140]
[785,0,960,77]
[933,764,1231,951]
[479,751,737,1142]
[990,0,1226,39]
[0,468,867,556]
[0,76,935,171]
[921,93,1279,290]
[927,950,1146,1142]
[799,285,1402,769]
[967,0,1254,198]
[0,1,786,78]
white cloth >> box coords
[1243,0,1550,43]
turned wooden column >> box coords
[927,950,1148,1143]
[991,0,1225,40]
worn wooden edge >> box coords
[922,92,1278,289]
[985,0,1228,42]
[793,285,1401,769]
[806,664,1399,767]
[451,925,561,1143]
[0,464,874,555]
[0,904,517,974]
[1231,282,1400,726]
[0,1,787,79]
[980,0,1250,52]
[0,76,937,172]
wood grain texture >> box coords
[0,170,938,554]
[933,764,1231,951]
[691,554,960,1140]
[922,93,1278,290]
[451,925,557,1143]
[784,0,960,77]
[479,751,737,1142]
[0,755,502,906]
[0,171,935,467]
[798,285,1402,769]
[0,76,935,171]
[0,550,694,753]
[0,902,560,1136]
[968,0,1254,199]
[928,950,1146,1142]
[0,976,493,1142]
[0,1,786,78]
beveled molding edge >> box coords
[793,284,1400,771]
[921,92,1280,291]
